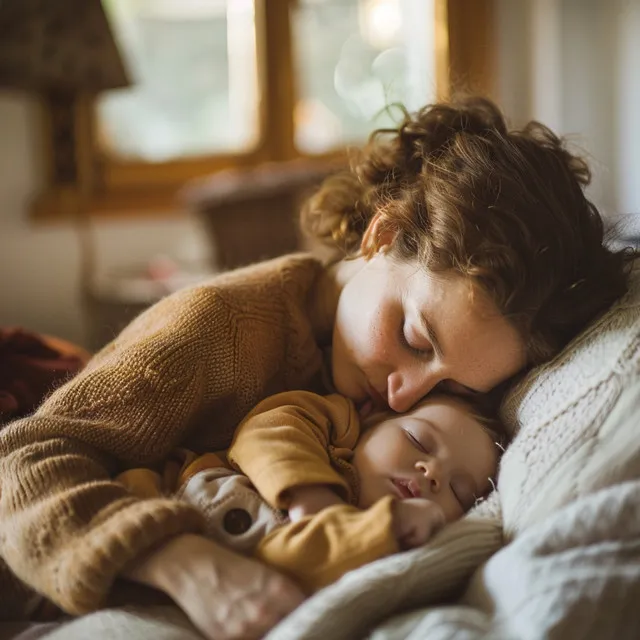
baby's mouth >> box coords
[391,478,422,500]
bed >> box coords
[2,261,640,640]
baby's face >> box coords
[352,395,498,522]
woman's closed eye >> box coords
[400,319,433,358]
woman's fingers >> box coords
[139,534,304,640]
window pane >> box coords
[292,0,438,154]
[98,0,259,162]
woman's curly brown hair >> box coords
[301,96,634,364]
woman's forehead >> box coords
[406,265,499,319]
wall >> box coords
[0,92,210,348]
[494,0,640,223]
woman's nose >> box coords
[387,368,441,412]
[415,459,443,493]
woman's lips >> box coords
[357,381,388,419]
[358,397,374,419]
[366,382,388,410]
[391,478,422,500]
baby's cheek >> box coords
[440,497,464,523]
[353,462,386,509]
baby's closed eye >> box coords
[450,474,477,511]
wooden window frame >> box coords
[32,0,493,221]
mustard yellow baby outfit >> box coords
[117,391,398,593]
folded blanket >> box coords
[362,479,640,640]
[265,508,503,640]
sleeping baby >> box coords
[117,391,501,594]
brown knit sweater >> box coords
[0,254,328,619]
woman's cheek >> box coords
[368,314,397,362]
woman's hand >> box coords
[125,534,305,640]
[393,498,445,550]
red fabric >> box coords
[0,328,87,426]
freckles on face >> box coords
[365,309,394,361]
[332,253,528,409]
[331,255,402,403]
[405,270,528,395]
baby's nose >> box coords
[416,459,443,493]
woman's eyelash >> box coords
[400,319,431,357]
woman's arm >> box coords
[0,332,208,614]
[124,533,304,640]
[0,286,246,615]
[0,254,325,639]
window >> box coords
[34,0,493,219]
[99,0,259,161]
[291,0,438,153]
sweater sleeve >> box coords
[0,287,240,616]
[227,391,360,508]
[255,496,398,594]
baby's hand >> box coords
[393,498,445,550]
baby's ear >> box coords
[361,212,398,255]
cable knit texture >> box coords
[0,254,326,618]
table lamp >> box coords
[0,0,131,342]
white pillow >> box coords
[498,260,640,538]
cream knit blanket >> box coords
[266,261,640,640]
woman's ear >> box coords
[361,212,397,255]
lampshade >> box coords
[0,0,130,92]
